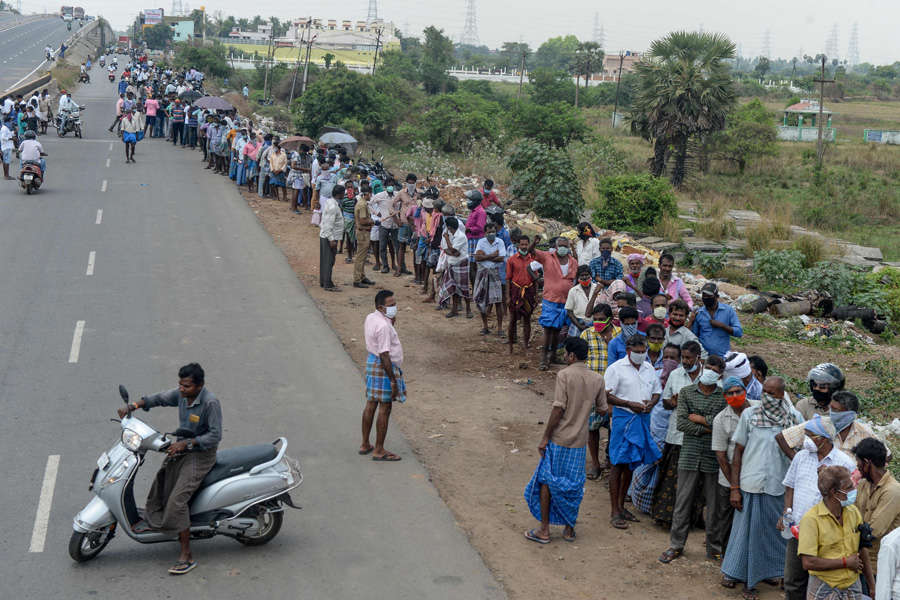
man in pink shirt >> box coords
[658,252,693,309]
[465,191,487,286]
[530,236,577,370]
[108,93,125,133]
[143,94,159,137]
[480,178,503,209]
[360,290,406,462]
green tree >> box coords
[630,30,736,186]
[533,35,579,72]
[590,174,677,230]
[507,139,583,224]
[173,42,231,77]
[323,53,336,69]
[296,65,379,136]
[508,101,588,147]
[709,99,777,173]
[753,56,770,79]
[379,49,421,83]
[528,67,575,105]
[144,23,174,50]
[500,42,531,72]
[420,26,455,94]
[419,91,502,152]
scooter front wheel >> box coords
[68,526,114,562]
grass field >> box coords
[223,42,398,66]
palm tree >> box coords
[629,31,736,186]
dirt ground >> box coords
[239,189,894,600]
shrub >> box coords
[507,101,588,148]
[590,174,677,231]
[507,140,583,224]
[398,141,458,180]
[792,235,827,267]
[753,250,805,287]
[419,91,502,152]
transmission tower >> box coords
[367,0,377,23]
[461,0,480,46]
[762,29,771,60]
[847,22,859,66]
[170,0,183,17]
[825,23,839,60]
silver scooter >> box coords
[69,385,302,562]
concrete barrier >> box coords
[3,73,53,99]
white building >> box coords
[285,17,398,50]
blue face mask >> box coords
[830,410,857,433]
[840,488,857,507]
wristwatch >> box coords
[186,439,195,451]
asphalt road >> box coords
[0,16,73,91]
[0,78,504,598]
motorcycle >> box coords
[69,385,302,562]
[56,106,84,138]
[79,72,90,84]
[18,160,44,194]
[108,72,115,83]
[99,59,105,68]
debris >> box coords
[428,433,444,439]
[735,294,770,314]
[769,300,812,317]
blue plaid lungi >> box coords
[365,353,406,403]
[414,237,427,265]
[524,441,586,527]
[721,491,787,588]
[609,406,662,469]
[467,237,480,259]
[538,300,568,329]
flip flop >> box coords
[562,530,576,542]
[622,509,640,523]
[658,548,683,563]
[524,529,550,544]
[358,447,374,455]
[586,468,601,480]
[168,560,197,575]
[610,515,628,530]
[372,453,401,462]
[721,577,738,589]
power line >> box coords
[461,0,479,46]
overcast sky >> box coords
[77,0,897,65]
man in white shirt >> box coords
[18,131,46,174]
[877,528,900,600]
[318,184,345,291]
[437,216,472,318]
[1,121,15,179]
[780,415,855,600]
[604,334,662,529]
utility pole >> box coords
[262,24,275,102]
[201,5,206,43]
[516,48,526,102]
[289,17,311,106]
[813,55,835,167]
[371,27,383,75]
[611,52,625,129]
[300,32,316,96]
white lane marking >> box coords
[86,251,95,276]
[29,455,60,553]
[105,158,110,168]
[95,209,102,224]
[68,320,85,363]
[100,179,107,192]
[108,142,112,151]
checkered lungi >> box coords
[438,259,471,305]
[473,265,502,313]
[524,441,586,527]
[365,353,406,403]
[342,212,356,243]
[467,237,480,259]
[509,281,536,316]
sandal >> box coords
[610,515,628,529]
[524,529,550,544]
[720,577,738,589]
[658,548,683,563]
[372,452,401,462]
[741,589,759,600]
[562,529,576,542]
[168,560,197,575]
[479,328,490,335]
[622,509,640,523]
[586,468,601,481]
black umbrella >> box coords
[179,89,203,102]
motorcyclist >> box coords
[17,130,47,176]
[115,363,222,576]
[57,91,79,133]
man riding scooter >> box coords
[115,363,221,575]
[18,130,47,176]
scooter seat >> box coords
[200,443,278,487]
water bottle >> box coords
[781,509,794,539]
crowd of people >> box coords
[89,52,900,599]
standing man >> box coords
[0,120,14,179]
[437,216,472,318]
[473,221,506,335]
[375,181,400,275]
[579,302,619,479]
[464,190,487,287]
[524,338,607,544]
[115,363,221,575]
[532,237,577,371]
[394,173,418,276]
[506,235,537,353]
[360,290,406,462]
[169,99,185,146]
[854,438,900,581]
[604,334,663,529]
[659,369,728,563]
[691,282,742,357]
[353,181,376,288]
[319,184,345,291]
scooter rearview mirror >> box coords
[118,385,129,403]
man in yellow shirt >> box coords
[798,465,874,597]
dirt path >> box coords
[240,190,891,600]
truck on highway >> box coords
[73,6,84,20]
[60,5,73,21]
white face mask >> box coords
[628,351,647,365]
[803,437,818,453]
[699,369,720,385]
[385,305,398,319]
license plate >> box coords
[97,452,109,469]
[23,174,33,180]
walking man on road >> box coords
[360,290,406,462]
[319,184,344,291]
[116,363,222,575]
[524,337,607,544]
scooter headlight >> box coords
[121,428,142,451]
